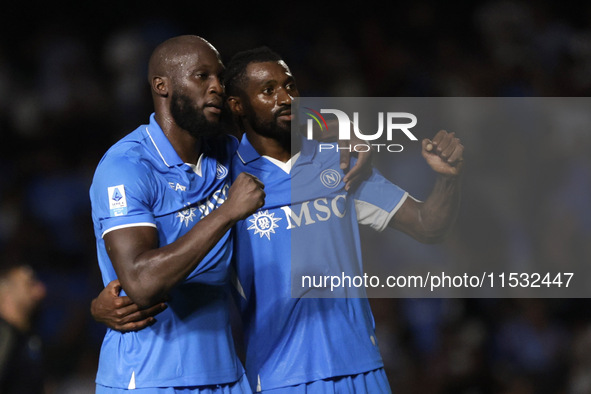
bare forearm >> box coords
[391,130,464,243]
[135,205,237,307]
[111,205,236,308]
[391,174,461,244]
[416,174,461,242]
[109,172,264,308]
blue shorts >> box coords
[261,368,391,393]
[96,373,252,394]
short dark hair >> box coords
[224,46,284,97]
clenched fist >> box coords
[422,130,464,177]
[223,172,266,221]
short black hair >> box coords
[224,46,284,97]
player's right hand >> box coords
[90,279,168,332]
[224,172,265,220]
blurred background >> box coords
[1,0,591,393]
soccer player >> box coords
[221,47,463,393]
[89,35,265,393]
[92,45,463,392]
[89,35,370,393]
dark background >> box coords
[1,1,591,392]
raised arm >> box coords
[105,172,264,309]
[389,130,464,243]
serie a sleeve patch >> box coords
[108,184,128,216]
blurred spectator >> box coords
[0,261,47,393]
[492,299,570,393]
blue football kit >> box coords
[89,114,247,391]
[231,135,407,392]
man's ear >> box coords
[227,96,243,116]
[152,76,168,97]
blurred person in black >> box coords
[0,261,47,394]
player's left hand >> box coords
[91,279,168,332]
[307,117,373,190]
[339,129,373,191]
[422,130,464,177]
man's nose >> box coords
[278,88,293,105]
[209,76,223,95]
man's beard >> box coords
[170,92,221,138]
[246,105,292,148]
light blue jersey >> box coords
[231,135,406,392]
[90,114,245,390]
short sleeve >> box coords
[90,154,157,237]
[352,168,408,232]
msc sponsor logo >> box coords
[247,194,348,239]
[196,183,230,219]
[177,207,197,226]
[247,210,282,240]
[280,195,346,230]
[177,184,230,226]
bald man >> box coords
[89,35,263,393]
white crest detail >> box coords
[247,210,281,240]
[320,169,341,188]
[216,163,228,179]
[177,207,197,226]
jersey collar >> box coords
[237,133,317,166]
[297,137,318,165]
[145,113,184,168]
[236,133,261,165]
